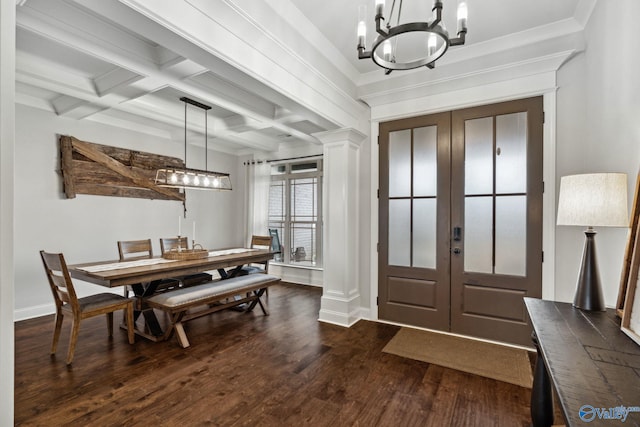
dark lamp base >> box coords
[573,229,606,311]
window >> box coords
[268,159,323,267]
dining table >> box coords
[68,247,275,340]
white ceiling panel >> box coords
[14,0,592,154]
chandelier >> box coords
[155,97,232,191]
[357,0,468,74]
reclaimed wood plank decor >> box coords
[617,171,640,317]
[59,135,185,201]
[621,221,640,345]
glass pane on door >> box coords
[389,130,411,198]
[496,112,527,194]
[495,195,527,276]
[464,117,493,195]
[413,198,436,268]
[413,126,437,197]
[389,199,411,266]
[464,196,493,273]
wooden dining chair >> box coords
[235,235,274,298]
[117,239,181,294]
[40,250,135,365]
[159,237,212,287]
[117,238,156,261]
[240,235,273,275]
[159,236,188,255]
[269,228,283,262]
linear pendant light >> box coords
[155,97,232,191]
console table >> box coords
[524,298,640,426]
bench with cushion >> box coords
[146,273,280,348]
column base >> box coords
[318,293,361,327]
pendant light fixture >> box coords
[357,0,468,74]
[155,97,232,191]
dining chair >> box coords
[240,235,273,275]
[159,237,212,286]
[117,239,181,294]
[159,236,188,255]
[269,228,283,262]
[40,250,135,365]
[117,238,156,261]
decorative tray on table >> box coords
[162,245,209,260]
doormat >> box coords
[382,327,533,388]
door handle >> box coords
[453,226,462,241]
[453,247,461,255]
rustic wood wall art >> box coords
[621,238,640,345]
[59,135,185,202]
[617,171,640,317]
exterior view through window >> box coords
[268,159,323,267]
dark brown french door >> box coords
[378,97,543,346]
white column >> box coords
[314,128,366,326]
[0,0,15,423]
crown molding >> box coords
[360,31,584,109]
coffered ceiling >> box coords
[15,0,595,155]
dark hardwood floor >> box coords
[15,283,534,426]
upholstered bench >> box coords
[146,273,280,348]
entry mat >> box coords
[383,327,533,388]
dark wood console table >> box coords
[525,298,640,426]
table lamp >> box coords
[557,173,629,311]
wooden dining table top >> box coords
[68,248,274,288]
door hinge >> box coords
[542,181,545,193]
[377,189,380,198]
[542,251,544,263]
[542,111,545,123]
[376,296,379,306]
[377,242,380,252]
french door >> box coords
[378,97,543,346]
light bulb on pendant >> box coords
[213,178,220,188]
[357,5,367,49]
[170,173,178,184]
[203,176,210,187]
[193,175,200,186]
[383,40,392,62]
[375,0,384,17]
[182,174,190,185]
[457,1,468,33]
[357,21,366,49]
[428,33,437,57]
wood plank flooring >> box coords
[15,283,535,426]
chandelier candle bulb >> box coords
[375,0,384,18]
[457,1,468,33]
[357,5,367,49]
[357,21,366,48]
[383,40,392,61]
[428,33,437,56]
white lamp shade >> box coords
[557,173,629,227]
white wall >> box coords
[555,0,640,305]
[14,104,244,320]
[0,0,16,422]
